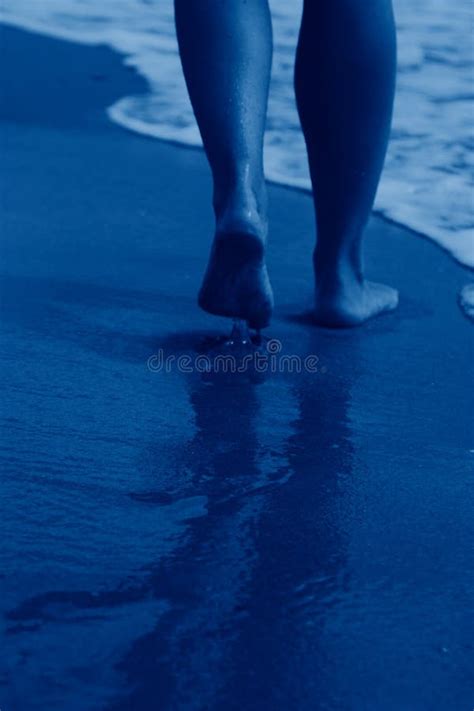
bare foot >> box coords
[198,231,274,329]
[314,273,398,328]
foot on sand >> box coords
[198,231,274,329]
[314,271,398,327]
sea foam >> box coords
[1,0,473,267]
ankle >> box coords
[213,179,267,241]
[313,250,363,293]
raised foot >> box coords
[198,232,274,329]
[314,279,398,328]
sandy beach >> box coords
[1,26,473,711]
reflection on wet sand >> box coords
[106,330,358,710]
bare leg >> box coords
[295,0,398,327]
[175,0,274,329]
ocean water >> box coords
[1,0,473,267]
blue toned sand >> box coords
[0,26,473,711]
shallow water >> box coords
[1,0,473,266]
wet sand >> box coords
[1,26,473,711]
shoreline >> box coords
[1,18,473,270]
[110,119,474,274]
